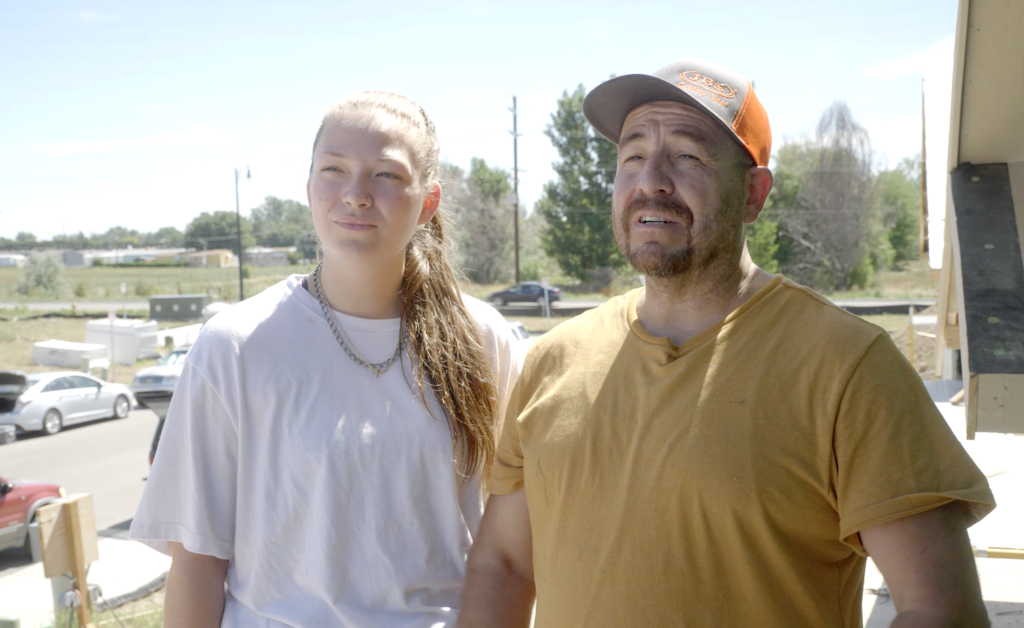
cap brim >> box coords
[583,74,708,144]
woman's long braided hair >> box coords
[311,92,499,480]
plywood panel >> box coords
[958,0,1024,164]
[977,374,1024,433]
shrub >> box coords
[16,253,68,297]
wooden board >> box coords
[36,494,99,579]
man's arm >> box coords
[163,541,229,628]
[457,488,535,628]
[860,501,989,628]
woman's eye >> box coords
[321,166,341,173]
[377,172,400,179]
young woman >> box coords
[130,92,523,627]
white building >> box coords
[0,253,27,268]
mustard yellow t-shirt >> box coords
[489,275,994,628]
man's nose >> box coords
[638,156,674,196]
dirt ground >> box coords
[889,303,939,379]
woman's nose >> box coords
[342,176,372,209]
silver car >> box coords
[130,344,190,419]
[0,371,135,436]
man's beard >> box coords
[614,194,721,278]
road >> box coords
[0,407,159,574]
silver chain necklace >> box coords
[312,263,405,377]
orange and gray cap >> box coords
[582,58,772,167]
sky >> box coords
[1,0,959,254]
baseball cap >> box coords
[582,58,771,167]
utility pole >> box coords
[235,166,251,301]
[510,96,521,283]
[919,78,929,260]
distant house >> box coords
[154,250,189,264]
[0,253,27,268]
[244,246,292,267]
[46,248,189,268]
[187,249,236,268]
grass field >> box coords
[0,259,940,380]
[1,258,938,304]
[0,264,318,303]
[825,259,939,300]
[0,311,198,385]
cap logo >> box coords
[677,71,736,109]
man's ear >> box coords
[419,181,442,225]
[306,176,313,210]
[743,167,773,224]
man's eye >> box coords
[378,172,400,179]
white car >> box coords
[507,321,530,343]
[0,371,135,436]
[131,345,190,418]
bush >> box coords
[287,251,303,265]
[92,257,106,267]
[73,282,88,298]
[134,281,155,297]
[241,263,252,279]
[16,253,68,297]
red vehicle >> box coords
[0,475,64,554]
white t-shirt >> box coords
[130,275,523,628]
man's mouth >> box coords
[638,216,674,225]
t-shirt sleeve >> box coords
[488,374,527,495]
[833,333,996,554]
[128,358,238,560]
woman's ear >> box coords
[418,181,441,225]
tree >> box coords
[16,252,68,296]
[250,196,314,248]
[767,102,881,291]
[141,226,185,248]
[184,211,255,251]
[447,159,514,284]
[537,85,624,284]
[876,157,921,265]
[15,232,37,244]
[519,207,559,281]
[746,215,779,274]
[91,226,141,248]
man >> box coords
[457,59,995,627]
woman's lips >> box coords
[334,217,376,231]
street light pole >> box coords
[510,96,521,284]
[234,166,251,301]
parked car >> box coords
[507,321,530,342]
[0,371,135,436]
[0,475,64,554]
[131,345,191,466]
[488,282,562,306]
[131,344,191,419]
